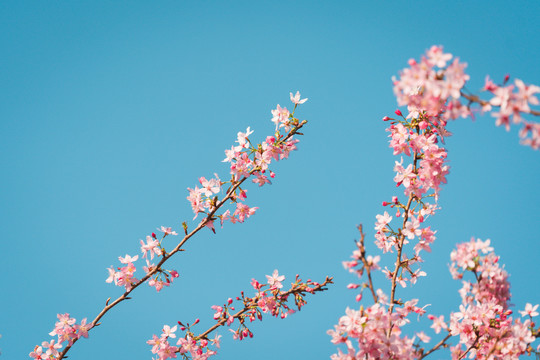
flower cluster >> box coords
[392,45,470,121]
[30,314,92,359]
[447,238,537,359]
[482,77,540,148]
[188,91,307,231]
[393,45,540,149]
[106,226,180,292]
[328,300,432,360]
[148,271,332,360]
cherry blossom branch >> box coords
[35,93,312,360]
[196,276,333,341]
[147,274,333,359]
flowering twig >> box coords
[461,90,540,117]
[148,274,333,359]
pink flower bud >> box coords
[395,109,403,117]
[193,318,200,325]
[228,298,233,305]
[392,196,398,204]
[382,116,391,121]
[355,293,362,302]
[151,232,157,239]
[382,201,388,206]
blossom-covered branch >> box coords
[31,92,312,360]
[148,273,333,359]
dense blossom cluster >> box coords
[148,272,332,360]
[330,46,539,359]
[187,91,307,231]
[483,77,540,148]
[393,45,540,149]
[447,238,537,359]
[328,300,428,360]
[31,93,319,360]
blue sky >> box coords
[1,1,539,359]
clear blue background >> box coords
[1,1,539,359]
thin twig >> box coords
[357,225,378,303]
[418,332,452,359]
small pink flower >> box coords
[118,254,138,264]
[266,269,285,289]
[210,333,222,348]
[158,226,178,236]
[290,91,308,105]
[75,318,91,339]
[416,331,431,343]
[162,325,177,339]
[519,303,539,317]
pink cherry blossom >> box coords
[519,303,539,318]
[158,226,178,236]
[290,91,308,105]
[141,236,162,260]
[265,269,285,289]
